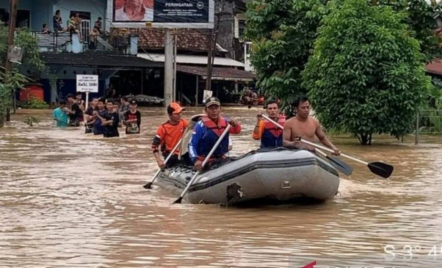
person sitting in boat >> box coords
[283,95,340,155]
[152,102,191,169]
[252,100,285,148]
[188,97,241,171]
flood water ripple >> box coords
[1,107,442,267]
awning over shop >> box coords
[138,53,245,68]
[41,52,163,68]
[177,65,255,82]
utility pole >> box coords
[5,0,18,122]
[164,29,177,107]
[205,0,224,98]
[205,29,214,93]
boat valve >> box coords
[281,181,291,189]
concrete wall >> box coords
[32,0,53,32]
[0,0,106,31]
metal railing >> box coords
[415,110,442,144]
[31,30,128,53]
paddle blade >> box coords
[143,182,152,189]
[328,156,353,176]
[368,162,394,179]
[173,197,183,204]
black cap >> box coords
[129,100,137,105]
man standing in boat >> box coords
[252,100,285,148]
[283,95,341,155]
[189,97,241,171]
[152,102,190,169]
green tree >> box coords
[0,24,43,127]
[375,0,442,63]
[246,0,328,110]
[303,0,431,145]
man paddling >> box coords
[152,102,190,169]
[188,97,241,171]
[252,100,285,148]
[283,95,340,155]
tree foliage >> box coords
[374,0,442,63]
[303,0,432,145]
[0,24,43,127]
[245,0,328,110]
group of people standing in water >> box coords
[53,93,142,138]
[54,92,340,171]
[150,95,340,172]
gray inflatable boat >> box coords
[157,148,340,205]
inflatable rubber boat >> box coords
[156,148,340,205]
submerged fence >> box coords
[415,110,442,144]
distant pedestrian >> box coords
[123,100,141,134]
[66,94,83,126]
[53,101,69,127]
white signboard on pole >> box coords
[76,75,99,116]
[76,75,99,93]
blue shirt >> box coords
[53,107,68,127]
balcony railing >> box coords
[31,31,136,54]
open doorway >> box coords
[0,9,30,28]
[16,10,30,28]
[70,11,91,43]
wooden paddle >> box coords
[299,138,394,179]
[262,115,353,176]
[143,115,203,189]
[143,138,184,189]
[173,124,232,204]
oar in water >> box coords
[314,149,353,176]
[297,137,394,179]
[143,137,184,189]
[173,124,232,204]
[262,115,353,176]
[143,114,203,189]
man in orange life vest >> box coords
[188,97,241,171]
[152,102,190,169]
[252,100,285,148]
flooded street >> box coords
[1,107,442,267]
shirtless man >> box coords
[283,95,340,155]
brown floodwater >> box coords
[1,107,442,268]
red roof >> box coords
[427,59,442,76]
[139,28,215,52]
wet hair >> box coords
[293,95,309,109]
[59,101,66,105]
[265,100,279,109]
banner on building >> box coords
[108,0,214,28]
[76,75,99,93]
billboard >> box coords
[107,0,214,29]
